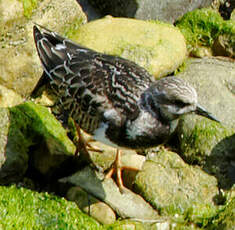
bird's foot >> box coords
[85,137,103,153]
[74,123,103,156]
[105,149,140,193]
[74,124,103,172]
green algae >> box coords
[209,197,235,230]
[0,185,101,229]
[175,8,235,52]
[18,0,38,18]
[106,220,148,230]
[179,118,233,164]
[9,101,75,156]
[64,17,86,39]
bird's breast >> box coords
[124,110,172,148]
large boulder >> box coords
[176,57,235,189]
[0,0,87,96]
[88,0,214,23]
[69,16,187,78]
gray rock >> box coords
[88,0,213,23]
[176,57,235,188]
[60,166,159,220]
[178,57,235,128]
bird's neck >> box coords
[139,89,161,120]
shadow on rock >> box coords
[207,133,235,190]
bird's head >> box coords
[142,77,219,122]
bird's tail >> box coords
[33,25,68,74]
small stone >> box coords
[67,186,116,225]
[212,34,235,58]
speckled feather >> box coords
[33,26,153,136]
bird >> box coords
[32,25,219,190]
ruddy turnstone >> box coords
[33,25,219,190]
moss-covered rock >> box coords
[10,101,75,156]
[208,196,235,230]
[134,149,220,225]
[177,116,234,188]
[175,8,235,57]
[0,185,101,229]
[176,57,235,189]
[0,102,75,184]
[68,16,187,78]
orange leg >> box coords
[74,123,104,173]
[74,123,103,156]
[105,149,126,192]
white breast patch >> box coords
[93,122,120,149]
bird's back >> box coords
[33,26,154,134]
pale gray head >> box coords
[141,77,219,122]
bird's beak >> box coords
[195,104,220,123]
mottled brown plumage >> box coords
[33,25,219,150]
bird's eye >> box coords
[174,100,189,107]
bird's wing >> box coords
[33,26,153,127]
